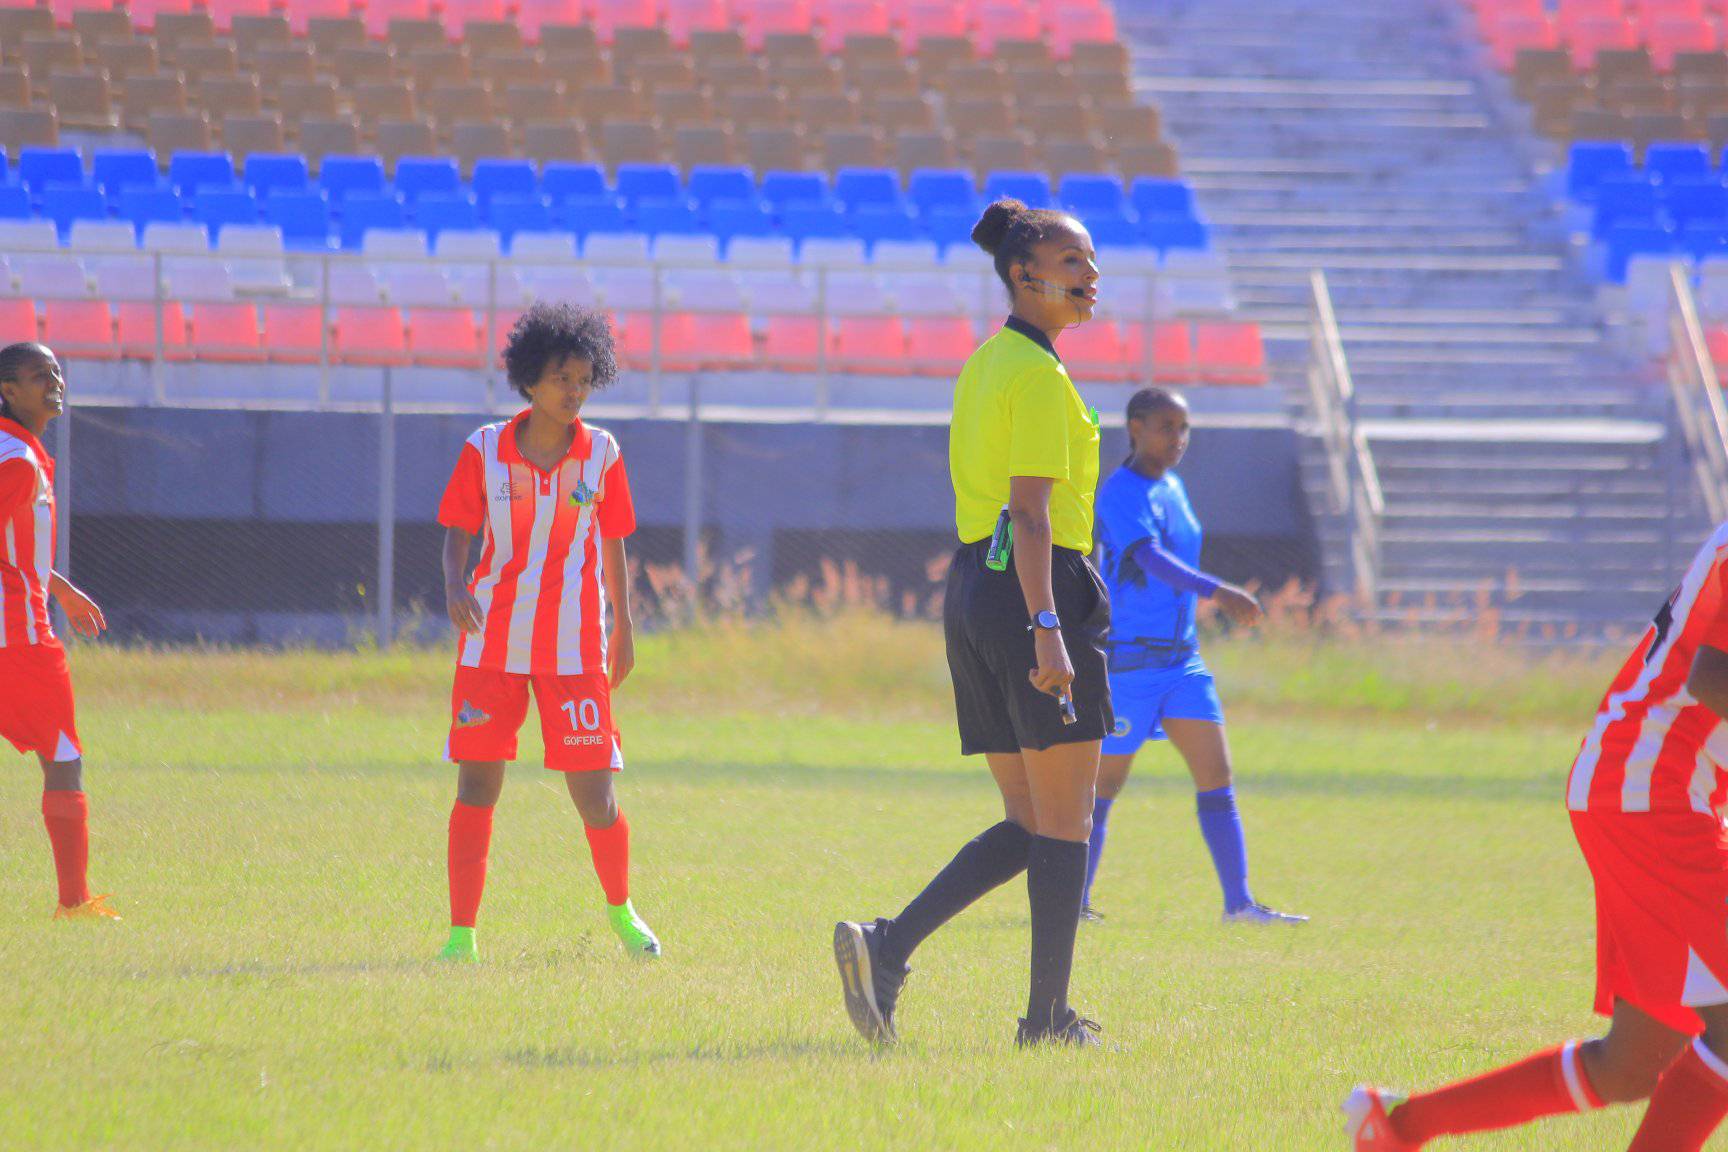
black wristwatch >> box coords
[1028,610,1061,632]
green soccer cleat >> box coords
[439,925,478,963]
[607,900,660,958]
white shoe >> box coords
[1223,901,1309,926]
[1343,1085,1415,1151]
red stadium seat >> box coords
[1472,0,1545,23]
[830,316,907,374]
[667,0,730,46]
[284,0,358,35]
[1148,321,1197,383]
[1487,14,1561,68]
[335,307,408,365]
[1557,0,1625,26]
[41,300,116,361]
[409,308,483,367]
[592,0,660,42]
[651,312,755,371]
[1194,321,1267,385]
[488,308,523,360]
[1647,16,1718,69]
[116,301,190,361]
[1049,6,1117,57]
[904,316,975,374]
[0,299,38,344]
[822,1,892,50]
[901,2,967,48]
[1643,0,1706,18]
[762,315,824,371]
[743,0,816,50]
[205,0,274,33]
[262,304,326,364]
[1567,17,1640,69]
[517,0,585,42]
[1059,318,1130,381]
[977,4,1043,54]
[126,0,195,32]
[441,0,509,36]
[1707,326,1728,365]
[188,303,264,363]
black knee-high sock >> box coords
[1025,835,1088,1029]
[883,819,1033,965]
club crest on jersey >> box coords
[1113,717,1131,738]
[455,701,491,729]
[569,479,597,508]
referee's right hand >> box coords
[1028,629,1075,697]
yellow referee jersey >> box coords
[950,317,1101,552]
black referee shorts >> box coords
[943,540,1113,755]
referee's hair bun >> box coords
[971,198,1029,256]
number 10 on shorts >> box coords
[561,698,602,731]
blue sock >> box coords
[1083,796,1113,905]
[1196,785,1252,913]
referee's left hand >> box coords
[609,625,635,689]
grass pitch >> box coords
[0,619,1663,1150]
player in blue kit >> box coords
[1085,388,1305,926]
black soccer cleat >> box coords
[1015,1007,1103,1049]
[1079,901,1105,923]
[833,918,909,1045]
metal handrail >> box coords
[1666,261,1728,524]
[1306,269,1382,603]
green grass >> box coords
[0,619,1659,1150]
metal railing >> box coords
[1306,268,1383,603]
[1665,261,1728,525]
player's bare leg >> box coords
[1623,1001,1728,1149]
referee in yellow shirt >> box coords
[836,198,1111,1048]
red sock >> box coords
[41,790,90,908]
[1391,1042,1603,1146]
[1627,1040,1728,1152]
[584,810,630,906]
[447,801,493,929]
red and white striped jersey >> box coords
[1568,521,1728,816]
[437,410,635,676]
[0,417,57,650]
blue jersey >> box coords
[1095,467,1205,671]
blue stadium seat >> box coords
[1086,212,1145,249]
[1059,174,1128,217]
[1592,173,1662,239]
[1568,142,1634,201]
[1665,178,1728,226]
[1129,178,1193,219]
[0,154,7,184]
[908,169,978,214]
[320,156,387,201]
[635,199,702,235]
[193,187,261,240]
[488,194,554,240]
[1648,142,1711,187]
[761,171,830,208]
[395,157,461,201]
[687,166,754,208]
[42,183,109,240]
[414,193,481,237]
[1143,214,1210,251]
[1604,219,1677,283]
[781,202,849,240]
[263,189,332,249]
[834,168,903,211]
[169,151,237,193]
[543,162,607,202]
[984,171,1053,209]
[850,205,921,246]
[339,192,407,249]
[244,154,311,198]
[615,162,681,205]
[118,186,184,235]
[19,148,84,195]
[92,149,159,200]
[471,158,537,205]
[707,200,774,242]
[553,194,629,235]
[1680,217,1728,260]
[0,184,30,219]
[923,205,977,248]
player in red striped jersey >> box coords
[433,304,658,962]
[1346,521,1728,1151]
[0,344,112,920]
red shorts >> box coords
[1572,809,1728,1034]
[0,642,81,761]
[445,664,622,772]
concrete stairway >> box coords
[1116,0,1707,630]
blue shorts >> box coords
[1100,656,1224,755]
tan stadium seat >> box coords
[499,82,566,126]
[895,129,959,173]
[939,62,1009,100]
[387,18,450,55]
[472,50,547,89]
[1568,107,1630,143]
[762,32,821,67]
[122,72,190,133]
[299,116,364,165]
[1117,141,1180,179]
[0,68,29,109]
[73,9,134,43]
[428,83,499,132]
[798,92,862,131]
[993,39,1054,70]
[572,82,644,120]
[542,48,610,85]
[355,81,418,123]
[233,14,291,56]
[1042,137,1111,175]
[629,54,698,90]
[49,70,120,132]
[653,87,715,127]
[821,127,886,169]
[948,97,1015,136]
[868,95,936,132]
[1095,101,1161,148]
[601,119,669,167]
[92,38,161,88]
[1676,52,1728,89]
[701,58,770,97]
[1605,82,1677,116]
[452,120,512,175]
[612,27,673,66]
[520,122,589,162]
[1684,88,1728,123]
[154,12,218,56]
[465,20,524,57]
[0,107,60,152]
[690,29,746,66]
[848,62,919,99]
[539,24,600,54]
[147,110,213,155]
[0,7,55,47]
[1511,47,1571,102]
[175,41,240,83]
[376,118,439,169]
[200,73,264,117]
[839,33,899,72]
[724,88,791,128]
[253,44,316,90]
[21,35,84,92]
[308,17,367,57]
[223,112,286,161]
[406,48,472,89]
[333,46,398,87]
[1070,41,1129,75]
[970,133,1035,173]
[1595,47,1656,88]
[773,60,843,98]
[914,35,975,78]
[674,124,737,169]
[744,125,805,171]
[278,78,342,123]
[1021,97,1098,138]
